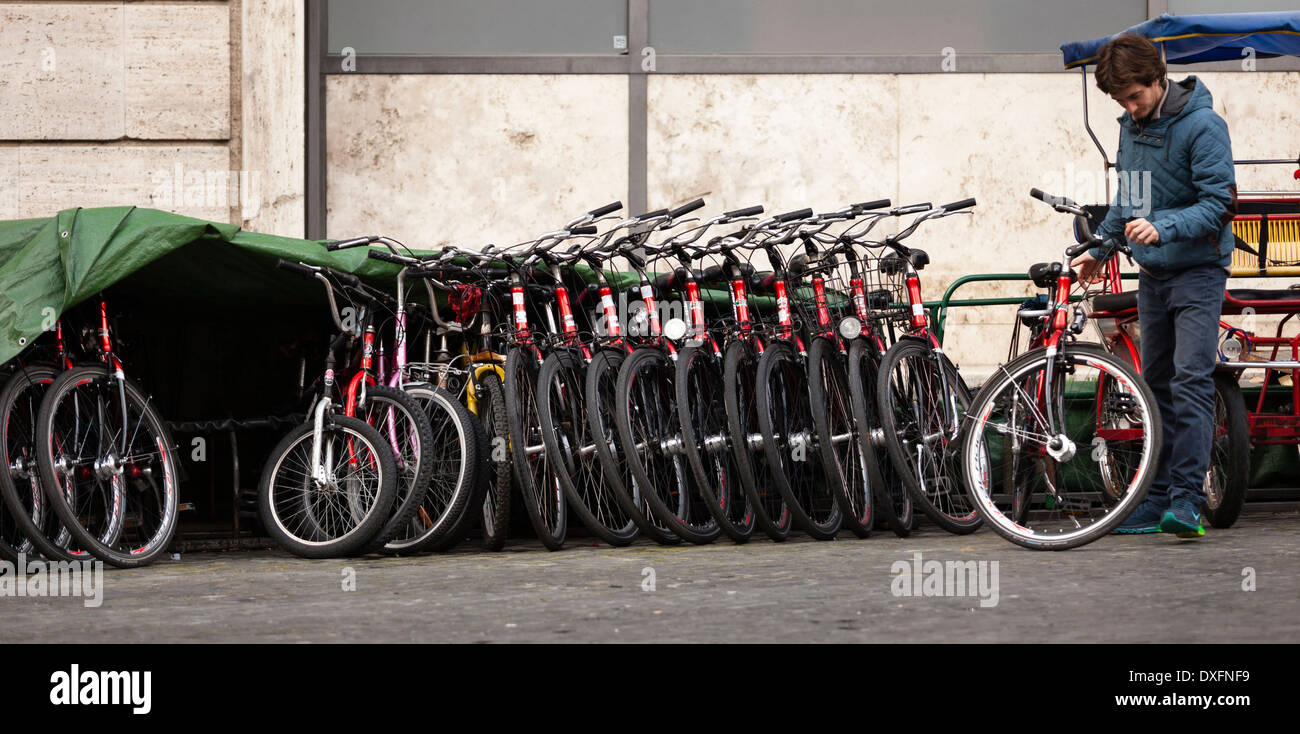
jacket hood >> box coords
[1118,76,1213,131]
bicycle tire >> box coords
[35,365,181,567]
[755,341,841,539]
[1203,371,1248,529]
[504,346,566,550]
[353,384,436,554]
[615,346,720,545]
[877,338,981,535]
[847,339,911,537]
[0,365,80,563]
[388,384,482,553]
[808,337,872,538]
[474,372,512,550]
[963,342,1160,550]
[585,348,679,545]
[258,412,398,558]
[722,340,792,541]
[676,344,755,543]
[538,350,639,546]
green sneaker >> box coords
[1159,499,1205,538]
[1113,499,1166,534]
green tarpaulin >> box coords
[0,207,424,366]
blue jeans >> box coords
[1137,264,1229,507]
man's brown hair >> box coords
[1095,34,1166,94]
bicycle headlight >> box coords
[838,316,862,341]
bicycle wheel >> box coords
[474,371,512,550]
[847,339,912,537]
[384,384,481,553]
[963,342,1160,550]
[504,346,566,550]
[35,365,180,568]
[877,338,981,534]
[723,340,792,541]
[352,384,435,554]
[538,350,639,546]
[808,337,872,538]
[258,412,398,558]
[756,341,841,539]
[615,346,719,545]
[677,344,755,543]
[586,348,678,545]
[0,365,80,563]
[1203,371,1248,529]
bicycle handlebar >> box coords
[325,236,374,251]
[776,208,813,223]
[670,198,706,219]
[725,205,764,219]
[588,201,623,218]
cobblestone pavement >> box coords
[3,510,1296,644]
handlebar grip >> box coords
[636,208,669,221]
[724,205,764,218]
[367,249,407,265]
[670,198,706,219]
[569,225,598,235]
[893,203,931,215]
[1065,241,1094,259]
[854,199,891,212]
[942,198,977,212]
[275,259,317,277]
[588,201,623,218]
[325,236,373,251]
[776,208,813,223]
[331,269,362,287]
[1029,188,1049,202]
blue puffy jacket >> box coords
[1091,76,1236,274]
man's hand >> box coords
[1070,251,1106,284]
[1125,217,1160,246]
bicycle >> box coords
[257,261,399,558]
[961,189,1161,550]
[873,198,983,535]
[331,237,488,553]
[32,298,181,568]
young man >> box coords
[1071,34,1236,538]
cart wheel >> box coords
[1202,372,1249,529]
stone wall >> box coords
[0,1,304,237]
[327,70,1299,373]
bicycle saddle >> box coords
[1028,262,1076,288]
[1091,291,1137,313]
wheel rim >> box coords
[267,423,386,546]
[765,352,838,528]
[966,351,1156,543]
[685,353,752,533]
[547,363,635,537]
[735,351,792,532]
[886,350,977,525]
[45,376,175,559]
